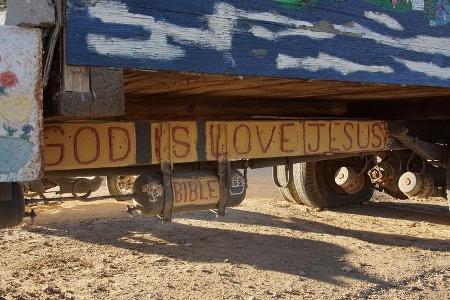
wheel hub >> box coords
[334,166,365,194]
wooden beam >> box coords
[58,67,125,118]
[124,70,450,103]
[63,65,90,92]
[125,97,347,120]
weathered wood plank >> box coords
[67,0,450,87]
[125,98,348,120]
[0,26,43,182]
[123,70,450,102]
[63,65,90,92]
[44,120,389,171]
[57,67,125,118]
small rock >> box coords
[166,283,175,289]
[153,257,169,263]
[224,259,230,263]
[342,266,354,272]
[43,285,61,295]
[298,270,306,276]
[248,296,257,300]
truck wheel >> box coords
[107,176,136,197]
[0,183,25,229]
[273,165,304,204]
[292,158,374,208]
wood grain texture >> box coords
[121,70,450,120]
[63,65,90,92]
[44,120,389,171]
[58,67,125,118]
[66,0,450,87]
[123,70,450,102]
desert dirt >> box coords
[0,169,449,300]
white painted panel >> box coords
[0,26,43,182]
[0,11,5,25]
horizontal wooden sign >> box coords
[66,0,450,87]
[44,120,389,171]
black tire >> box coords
[292,158,374,208]
[274,165,305,205]
[107,176,135,197]
[0,183,25,229]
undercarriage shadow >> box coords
[26,212,385,287]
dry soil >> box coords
[0,169,449,300]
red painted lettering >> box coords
[188,181,198,202]
[44,126,65,167]
[182,182,188,202]
[357,124,370,149]
[306,123,326,153]
[207,180,218,199]
[371,123,383,149]
[173,182,184,203]
[280,123,295,153]
[199,181,209,200]
[172,126,191,158]
[328,123,340,152]
[74,127,100,164]
[233,124,251,155]
[256,125,275,153]
[343,122,354,150]
[108,127,131,162]
[210,124,227,159]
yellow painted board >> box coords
[44,123,136,171]
[44,120,389,171]
[172,176,220,207]
[150,122,199,164]
[206,121,304,160]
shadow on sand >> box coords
[25,201,449,288]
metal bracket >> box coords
[161,162,174,222]
[217,160,231,216]
[272,160,294,188]
[43,0,62,86]
[389,123,444,165]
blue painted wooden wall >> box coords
[66,0,450,87]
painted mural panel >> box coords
[67,0,450,87]
[0,26,43,182]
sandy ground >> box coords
[0,169,449,300]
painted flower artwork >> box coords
[0,26,42,182]
[0,68,35,180]
[0,71,18,95]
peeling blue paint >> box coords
[66,0,450,87]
